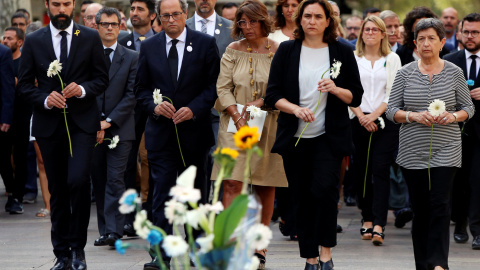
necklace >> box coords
[247,39,274,99]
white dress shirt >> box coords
[194,12,216,37]
[355,55,388,113]
[465,50,480,80]
[165,28,187,80]
[45,21,85,109]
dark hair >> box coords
[363,7,380,20]
[157,0,188,14]
[222,2,238,10]
[81,0,93,5]
[95,7,121,24]
[293,0,338,42]
[131,0,156,14]
[4,27,25,41]
[11,12,28,25]
[463,13,480,23]
[15,8,30,19]
[274,0,300,29]
[402,6,437,49]
[414,18,446,40]
[231,0,273,39]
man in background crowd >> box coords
[83,2,103,29]
[221,2,237,21]
[442,7,459,52]
[379,10,401,52]
[11,12,28,33]
[346,15,362,41]
[79,0,94,24]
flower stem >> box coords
[295,68,330,147]
[242,150,253,194]
[94,138,112,147]
[57,74,73,157]
[172,226,182,270]
[428,125,433,191]
[209,166,224,230]
[163,96,186,167]
[186,225,202,270]
[363,132,373,198]
[154,244,168,270]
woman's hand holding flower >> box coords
[240,98,265,119]
[435,111,455,125]
[411,111,435,127]
[293,106,314,123]
[154,101,176,118]
[318,78,337,94]
[364,122,378,132]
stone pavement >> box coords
[1,181,480,269]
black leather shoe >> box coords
[106,233,121,246]
[123,224,137,237]
[454,222,469,244]
[70,249,87,270]
[319,259,334,270]
[94,235,108,246]
[394,208,413,228]
[144,257,170,270]
[472,235,480,250]
[50,257,69,270]
[304,262,319,270]
[336,224,343,233]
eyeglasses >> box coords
[12,23,26,27]
[237,20,258,28]
[98,22,120,28]
[363,27,382,34]
[462,30,480,38]
[346,26,360,31]
[159,12,184,22]
[84,15,95,21]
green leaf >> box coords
[213,194,248,248]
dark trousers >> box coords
[147,134,209,258]
[352,115,398,227]
[467,136,480,237]
[91,132,131,237]
[282,135,341,258]
[0,130,14,195]
[402,167,456,270]
[36,115,96,257]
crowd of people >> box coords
[0,0,479,270]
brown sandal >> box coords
[254,249,267,270]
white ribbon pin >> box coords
[187,46,193,52]
[127,40,132,47]
[215,29,220,35]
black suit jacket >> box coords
[97,45,138,141]
[397,44,451,66]
[444,50,480,139]
[18,24,109,137]
[135,27,220,152]
[0,44,15,125]
[265,39,364,156]
[118,30,156,51]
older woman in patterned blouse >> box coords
[386,18,474,270]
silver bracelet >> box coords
[406,111,411,123]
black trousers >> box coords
[282,135,341,258]
[91,131,131,237]
[147,134,209,258]
[402,167,456,270]
[351,114,398,227]
[0,130,14,195]
[36,114,96,258]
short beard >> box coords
[466,42,480,53]
[198,6,212,15]
[48,10,73,30]
[9,44,18,53]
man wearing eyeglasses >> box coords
[91,6,138,249]
[379,10,400,52]
[11,12,28,33]
[444,13,480,251]
[79,0,93,25]
[17,0,108,269]
[83,2,103,29]
[136,0,220,268]
[345,15,362,41]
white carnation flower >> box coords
[153,88,163,105]
[246,224,272,250]
[162,235,189,257]
[377,117,385,129]
[47,60,62,77]
[185,207,208,229]
[164,199,187,225]
[428,99,446,117]
[330,59,342,79]
[169,186,201,204]
[108,135,120,149]
[246,105,262,118]
[133,210,152,239]
[176,165,196,189]
[195,234,214,253]
[206,201,224,214]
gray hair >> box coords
[414,18,446,40]
[379,10,398,21]
[157,0,188,15]
[95,7,121,25]
[328,1,338,8]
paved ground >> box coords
[1,181,480,270]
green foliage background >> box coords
[346,0,480,22]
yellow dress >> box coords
[211,47,288,187]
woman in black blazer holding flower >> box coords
[265,0,363,269]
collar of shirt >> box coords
[133,28,155,41]
[49,21,74,37]
[194,12,217,36]
[103,42,118,62]
[465,49,480,80]
[49,21,74,61]
[465,49,480,60]
[166,28,187,81]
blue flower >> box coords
[124,193,136,205]
[147,229,163,245]
[467,79,475,87]
[115,239,127,255]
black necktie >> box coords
[59,31,68,68]
[169,39,179,88]
[103,48,113,117]
[469,55,478,82]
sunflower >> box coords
[213,147,239,159]
[233,126,259,150]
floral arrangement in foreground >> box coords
[115,126,271,270]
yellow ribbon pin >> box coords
[74,30,80,36]
[218,24,222,27]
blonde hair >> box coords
[355,15,391,57]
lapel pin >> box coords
[187,45,193,52]
[127,40,132,47]
[215,29,220,35]
[218,24,222,27]
[74,30,80,36]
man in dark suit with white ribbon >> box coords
[17,0,108,269]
